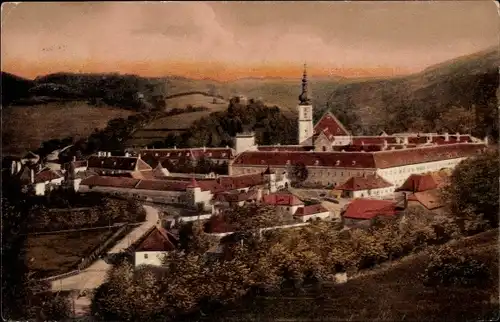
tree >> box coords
[290,162,309,183]
[442,149,499,233]
[178,221,218,255]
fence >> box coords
[208,223,310,239]
[48,207,93,213]
[37,223,132,283]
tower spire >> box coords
[298,63,311,105]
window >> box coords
[144,254,148,259]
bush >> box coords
[423,245,490,287]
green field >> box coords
[25,227,120,279]
[164,93,228,110]
[2,101,134,156]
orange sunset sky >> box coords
[1,1,498,81]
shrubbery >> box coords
[423,245,490,287]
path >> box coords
[50,205,159,295]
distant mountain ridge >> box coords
[316,48,499,139]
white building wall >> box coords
[376,157,466,187]
[350,186,395,199]
[297,210,330,222]
[134,251,167,267]
[35,183,46,196]
[233,156,466,188]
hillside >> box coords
[2,101,134,156]
[317,47,499,138]
[1,72,36,106]
[162,75,345,115]
[203,229,499,322]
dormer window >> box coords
[186,152,190,156]
[315,160,320,165]
[286,160,291,165]
[352,161,356,165]
[335,160,340,166]
[222,153,226,157]
[155,153,159,157]
[166,153,170,157]
[208,152,212,157]
[131,162,136,166]
[261,160,265,164]
[178,153,181,157]
[113,162,117,166]
[101,161,104,165]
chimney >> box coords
[125,152,130,157]
[30,168,35,184]
[174,146,177,150]
[73,156,76,162]
[403,136,409,145]
[107,152,111,157]
[11,161,16,175]
[383,140,388,150]
[484,136,489,145]
[403,192,408,209]
[444,132,449,142]
[203,146,206,152]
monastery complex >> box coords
[12,65,488,226]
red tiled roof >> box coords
[87,156,152,172]
[314,112,350,138]
[133,226,178,252]
[372,144,484,168]
[80,175,140,189]
[408,189,444,210]
[262,193,304,206]
[187,177,200,188]
[139,148,234,161]
[233,151,377,168]
[352,137,398,145]
[34,169,64,184]
[234,144,484,169]
[294,204,328,216]
[397,171,449,192]
[336,175,393,191]
[135,179,190,192]
[257,145,314,152]
[214,190,258,203]
[130,171,156,180]
[343,198,397,219]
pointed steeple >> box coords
[187,176,200,188]
[298,63,311,105]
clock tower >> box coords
[298,64,314,145]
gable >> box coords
[314,112,350,137]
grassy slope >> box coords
[2,101,134,155]
[207,229,499,322]
[26,227,119,279]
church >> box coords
[228,65,487,195]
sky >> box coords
[1,1,498,81]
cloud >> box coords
[1,1,498,79]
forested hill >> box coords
[316,47,499,140]
[1,72,36,106]
[1,72,167,111]
[150,97,298,149]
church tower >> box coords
[297,64,314,146]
